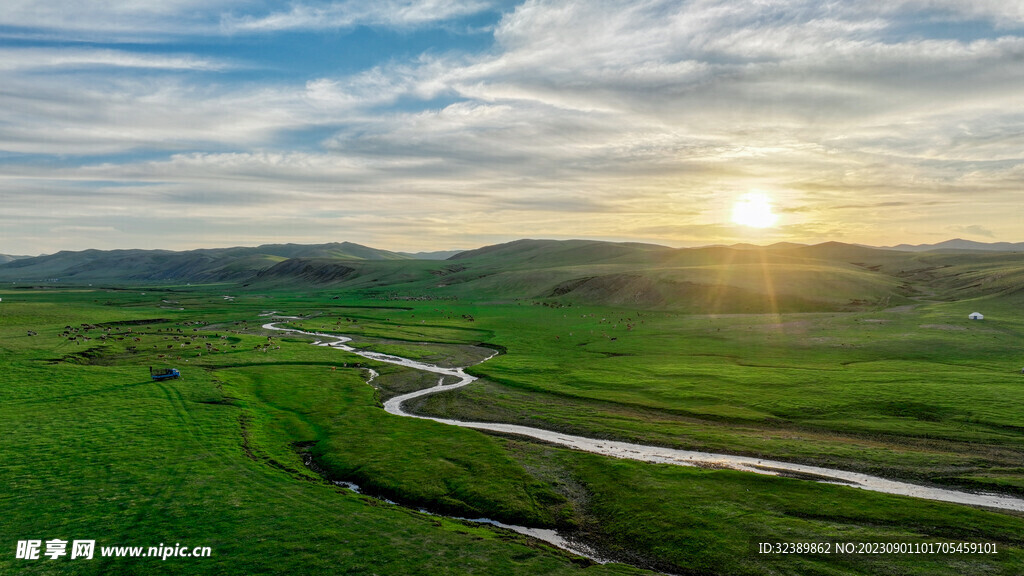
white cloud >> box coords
[0,0,235,38]
[2,0,1024,254]
[222,0,495,32]
[950,224,996,238]
[888,1,1024,26]
[0,48,230,71]
[0,0,495,39]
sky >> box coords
[1,0,1023,255]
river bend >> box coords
[264,321,1024,513]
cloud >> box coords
[891,1,1024,26]
[0,0,231,38]
[222,0,496,32]
[2,0,1024,254]
[0,71,361,155]
[0,0,496,40]
[0,48,230,72]
[950,224,996,238]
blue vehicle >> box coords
[150,367,181,381]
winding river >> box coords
[264,321,1024,513]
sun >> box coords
[731,192,778,228]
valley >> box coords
[3,239,1024,575]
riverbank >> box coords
[267,320,1024,512]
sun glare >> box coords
[731,192,779,228]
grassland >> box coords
[397,301,1024,493]
[2,278,1024,575]
[0,289,643,575]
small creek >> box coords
[329,475,609,563]
[300,448,609,563]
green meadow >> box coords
[2,270,1024,574]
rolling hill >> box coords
[7,238,1024,312]
[882,238,1024,252]
[0,242,410,283]
[247,238,926,312]
[399,250,467,260]
[434,240,916,311]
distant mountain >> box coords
[881,239,1024,252]
[13,237,1024,312]
[247,242,411,260]
[0,254,30,264]
[253,258,359,284]
[417,239,918,311]
[0,242,410,283]
[728,242,806,251]
[449,238,673,265]
[399,250,467,260]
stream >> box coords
[264,320,1024,517]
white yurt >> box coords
[968,312,984,320]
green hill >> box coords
[421,240,912,311]
[9,238,1024,312]
[252,239,925,312]
[884,238,1024,252]
[449,239,673,267]
[0,242,410,283]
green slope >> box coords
[0,242,411,283]
[12,238,1024,313]
[6,265,1024,574]
[310,240,918,312]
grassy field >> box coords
[394,300,1024,492]
[0,289,644,575]
[2,284,1024,574]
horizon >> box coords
[6,236,1024,260]
[2,2,1023,255]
